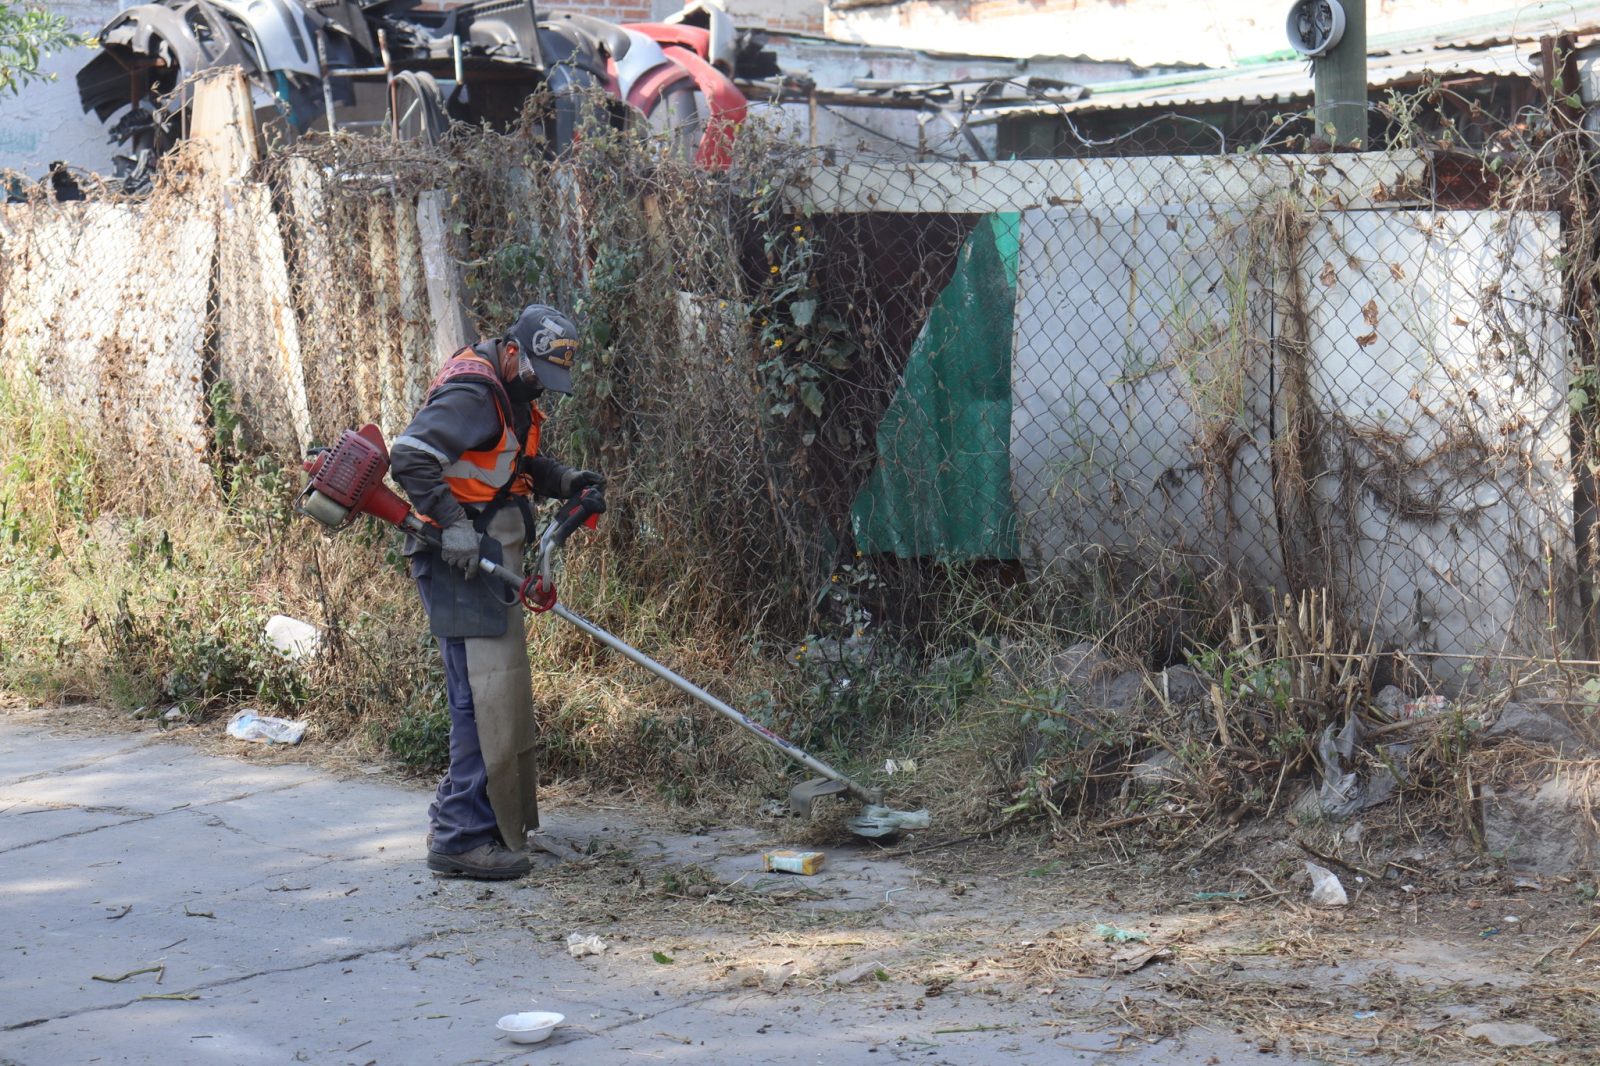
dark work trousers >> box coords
[413,560,499,855]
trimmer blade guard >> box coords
[787,777,850,819]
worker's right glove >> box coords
[440,519,482,579]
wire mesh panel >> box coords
[0,196,216,485]
[1010,203,1282,586]
[0,117,1588,678]
[1293,208,1573,669]
[217,184,312,455]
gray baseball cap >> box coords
[506,304,579,394]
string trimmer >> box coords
[297,425,929,838]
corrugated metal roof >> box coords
[1368,1,1600,54]
[975,40,1543,119]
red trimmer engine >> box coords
[296,424,422,534]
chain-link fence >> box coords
[0,96,1592,687]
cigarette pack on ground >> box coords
[764,849,825,875]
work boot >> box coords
[427,841,531,880]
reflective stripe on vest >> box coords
[428,349,545,506]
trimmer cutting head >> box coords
[787,777,930,838]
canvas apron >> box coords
[459,505,539,848]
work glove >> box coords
[440,519,482,579]
[560,468,606,497]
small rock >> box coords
[828,960,888,987]
[797,636,874,670]
[1485,702,1584,753]
[1463,1021,1558,1048]
[1049,642,1111,688]
[760,963,796,993]
[1128,750,1182,795]
[1156,665,1208,707]
[1092,670,1150,715]
[1482,777,1598,875]
[724,965,764,989]
[163,707,183,722]
[1373,686,1406,718]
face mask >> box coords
[506,375,545,403]
[516,348,538,384]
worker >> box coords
[391,304,604,880]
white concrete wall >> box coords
[1,1,122,182]
[748,100,994,160]
[1298,210,1573,666]
[714,0,824,33]
[561,0,823,33]
[762,33,1140,86]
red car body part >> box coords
[620,57,695,115]
[623,24,746,169]
[627,23,712,59]
[666,44,746,168]
[624,26,744,168]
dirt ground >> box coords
[11,700,1600,1064]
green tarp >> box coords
[850,212,1020,560]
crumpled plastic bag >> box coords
[1305,861,1348,907]
[226,709,307,745]
[1316,715,1404,819]
[845,805,931,838]
[566,932,607,958]
[1093,923,1150,943]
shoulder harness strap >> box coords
[427,345,517,435]
[428,346,534,538]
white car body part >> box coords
[614,28,671,102]
[210,0,323,76]
[664,0,736,75]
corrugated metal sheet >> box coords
[1367,1,1600,54]
[979,40,1543,119]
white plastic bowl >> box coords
[496,1011,564,1044]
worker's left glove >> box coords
[440,519,482,579]
[561,468,606,497]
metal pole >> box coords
[317,30,337,134]
[1314,0,1367,149]
[378,28,396,139]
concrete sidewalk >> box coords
[0,711,1293,1065]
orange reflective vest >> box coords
[428,347,545,506]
